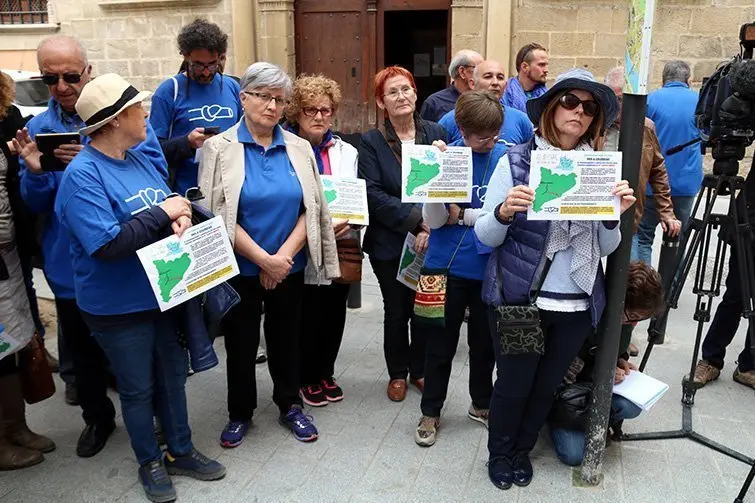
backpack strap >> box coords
[167,76,178,140]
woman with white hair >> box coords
[198,62,340,448]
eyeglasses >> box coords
[558,93,599,117]
[383,86,415,100]
[467,134,500,146]
[189,61,219,73]
[243,91,288,107]
[41,67,87,86]
[302,107,333,118]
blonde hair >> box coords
[537,89,604,149]
[0,72,14,121]
[285,74,342,125]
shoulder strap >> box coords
[378,127,402,166]
[530,258,553,302]
[167,76,178,140]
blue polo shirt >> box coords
[55,146,172,315]
[20,98,167,299]
[423,140,508,281]
[236,123,307,276]
[438,104,534,147]
[150,73,243,194]
[646,82,703,196]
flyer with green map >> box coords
[401,144,473,203]
[321,175,369,225]
[136,216,240,311]
[527,150,622,221]
[395,233,426,291]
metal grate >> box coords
[0,0,48,24]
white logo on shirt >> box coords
[126,188,168,215]
[188,104,234,122]
[473,184,488,203]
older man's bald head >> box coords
[37,35,92,112]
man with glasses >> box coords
[438,59,534,146]
[16,34,168,459]
[419,49,482,122]
[149,18,243,194]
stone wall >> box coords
[0,0,235,93]
[511,0,755,89]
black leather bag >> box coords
[549,381,593,431]
[493,260,552,355]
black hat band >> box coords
[85,85,140,126]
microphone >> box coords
[730,59,755,99]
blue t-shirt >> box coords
[646,82,703,196]
[55,146,172,315]
[438,105,533,147]
[236,123,307,276]
[150,73,243,194]
[20,98,167,299]
[424,140,509,281]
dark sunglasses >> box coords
[41,67,87,86]
[185,187,205,202]
[558,93,599,117]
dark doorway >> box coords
[383,9,449,108]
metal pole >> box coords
[649,233,680,344]
[580,0,655,485]
[347,281,362,309]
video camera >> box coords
[694,22,755,176]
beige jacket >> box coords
[197,122,340,284]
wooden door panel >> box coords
[296,6,365,132]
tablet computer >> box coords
[35,133,81,171]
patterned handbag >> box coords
[413,227,469,327]
[493,259,552,355]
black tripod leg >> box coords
[735,462,755,503]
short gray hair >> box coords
[449,50,482,79]
[604,66,625,89]
[240,62,292,95]
[37,35,88,68]
[662,61,691,85]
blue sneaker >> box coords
[279,406,318,442]
[219,420,249,448]
[165,449,226,481]
[138,459,176,503]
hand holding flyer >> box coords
[527,150,622,220]
[401,144,473,203]
[137,216,240,311]
[396,233,427,291]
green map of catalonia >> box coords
[0,341,10,354]
[399,248,416,273]
[533,167,578,212]
[154,253,192,302]
[405,158,440,196]
[324,190,338,204]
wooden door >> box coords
[295,0,369,133]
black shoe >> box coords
[512,452,533,487]
[76,420,116,458]
[65,383,79,406]
[488,457,514,490]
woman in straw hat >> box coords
[474,68,636,490]
[55,73,225,503]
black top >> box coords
[418,85,460,123]
[358,118,447,261]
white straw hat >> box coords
[75,73,151,136]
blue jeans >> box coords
[634,195,696,265]
[92,312,192,465]
[550,394,642,466]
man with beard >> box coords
[502,43,549,114]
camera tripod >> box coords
[621,164,755,502]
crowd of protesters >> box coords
[1,15,737,503]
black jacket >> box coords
[358,119,447,261]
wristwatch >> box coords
[457,207,466,225]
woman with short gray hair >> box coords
[198,62,340,448]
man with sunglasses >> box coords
[149,18,243,195]
[16,34,168,459]
[438,59,534,147]
[419,49,482,122]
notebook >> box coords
[613,370,670,411]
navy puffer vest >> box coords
[481,137,606,327]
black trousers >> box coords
[488,309,592,459]
[370,257,427,381]
[299,282,350,386]
[0,352,17,376]
[56,298,116,426]
[421,275,494,417]
[223,272,304,420]
[702,248,755,371]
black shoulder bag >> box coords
[492,259,552,355]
